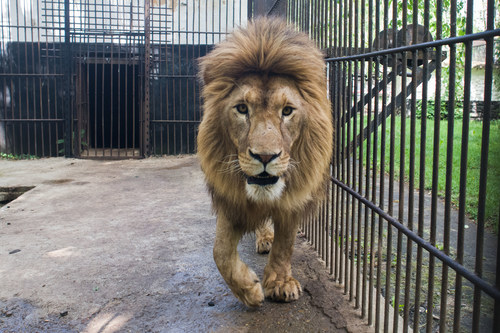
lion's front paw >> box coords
[228,265,264,307]
[263,274,302,302]
[233,279,265,308]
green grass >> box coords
[0,152,39,160]
[345,115,500,232]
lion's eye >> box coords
[282,106,294,117]
[235,104,248,115]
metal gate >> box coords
[70,1,146,158]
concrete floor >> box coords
[0,156,371,332]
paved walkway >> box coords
[0,156,371,332]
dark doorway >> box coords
[81,62,141,158]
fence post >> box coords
[64,0,72,157]
[143,0,151,157]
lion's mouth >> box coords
[246,172,280,186]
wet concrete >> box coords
[0,156,372,332]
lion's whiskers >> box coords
[218,155,243,175]
[287,158,300,172]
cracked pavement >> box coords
[0,156,371,332]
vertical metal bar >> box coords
[247,0,253,20]
[359,0,368,319]
[93,47,98,157]
[472,0,494,329]
[373,0,382,329]
[163,2,169,156]
[126,0,133,156]
[381,0,391,330]
[116,17,121,156]
[339,62,345,285]
[335,61,342,282]
[46,1,54,156]
[144,0,151,156]
[367,0,375,324]
[22,0,29,155]
[333,0,338,58]
[344,0,352,297]
[13,0,21,156]
[324,188,328,262]
[330,62,336,276]
[393,0,406,329]
[100,44,106,156]
[413,2,426,328]
[427,0,442,330]
[109,43,114,156]
[439,0,457,329]
[347,0,356,303]
[32,2,40,156]
[124,47,129,156]
[403,10,416,333]
[342,0,349,295]
[353,0,361,311]
[453,0,474,329]
[64,0,72,157]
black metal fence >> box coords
[283,0,500,332]
[0,0,250,158]
[0,0,67,157]
[147,0,249,156]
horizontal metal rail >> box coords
[0,73,64,77]
[331,175,500,302]
[326,29,500,62]
[0,119,65,123]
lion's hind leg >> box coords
[255,218,274,254]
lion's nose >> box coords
[249,150,281,165]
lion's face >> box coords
[198,18,333,214]
[224,75,304,202]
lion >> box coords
[197,17,333,307]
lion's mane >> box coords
[197,17,333,230]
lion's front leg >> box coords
[263,217,302,302]
[213,212,264,307]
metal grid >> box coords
[148,0,248,155]
[0,1,249,158]
[288,0,500,332]
[0,0,67,157]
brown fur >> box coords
[197,17,333,307]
